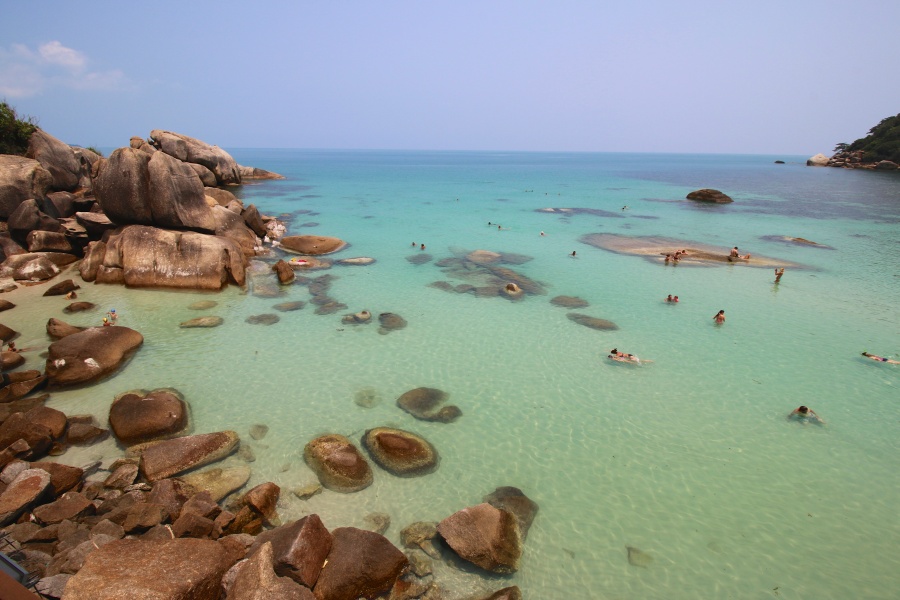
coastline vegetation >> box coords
[834,112,900,163]
[0,100,38,156]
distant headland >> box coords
[807,112,900,171]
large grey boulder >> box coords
[95,225,246,290]
[0,252,79,281]
[0,155,53,218]
[26,129,80,191]
[93,147,217,232]
[150,130,241,185]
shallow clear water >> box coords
[7,151,899,599]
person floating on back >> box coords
[861,352,899,365]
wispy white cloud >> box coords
[0,41,129,98]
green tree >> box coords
[0,101,38,156]
[846,113,900,164]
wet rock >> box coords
[227,541,315,600]
[243,482,280,523]
[109,388,188,445]
[63,302,96,313]
[273,260,295,285]
[467,250,502,264]
[483,487,539,539]
[189,300,219,310]
[24,406,68,439]
[428,281,454,292]
[363,512,391,535]
[396,387,462,423]
[45,326,144,387]
[406,550,433,577]
[42,278,80,296]
[178,466,252,503]
[377,312,407,334]
[180,316,224,328]
[0,468,51,526]
[400,521,440,558]
[566,312,618,331]
[303,434,373,493]
[313,527,408,600]
[66,418,108,446]
[291,483,322,500]
[247,514,332,588]
[272,301,305,312]
[314,301,347,315]
[686,188,733,203]
[362,427,439,477]
[245,313,280,325]
[133,430,240,482]
[62,538,237,600]
[481,586,523,600]
[550,295,589,308]
[500,282,524,300]
[437,503,522,574]
[280,235,346,255]
[0,369,47,403]
[341,309,371,325]
[0,299,14,311]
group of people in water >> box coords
[664,249,690,263]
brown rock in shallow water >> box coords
[483,486,539,539]
[45,318,86,339]
[247,514,332,589]
[273,301,305,312]
[42,278,80,296]
[686,188,733,203]
[312,527,408,600]
[246,313,280,325]
[45,326,143,387]
[437,503,522,574]
[0,468,51,526]
[280,235,346,255]
[303,434,373,493]
[188,300,218,310]
[134,430,240,482]
[362,427,439,477]
[63,302,96,313]
[227,541,315,600]
[273,260,295,285]
[109,388,188,445]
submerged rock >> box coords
[245,314,280,325]
[354,387,381,408]
[483,486,539,539]
[566,312,619,331]
[361,427,439,477]
[280,235,346,255]
[178,466,251,502]
[312,528,408,600]
[396,387,462,423]
[406,253,432,265]
[626,545,654,567]
[132,430,240,482]
[550,295,589,308]
[63,302,96,314]
[378,312,407,334]
[273,301,306,312]
[180,316,224,328]
[188,300,218,310]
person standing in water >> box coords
[713,310,726,324]
[788,405,825,424]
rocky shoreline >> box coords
[806,150,899,171]
[0,128,534,599]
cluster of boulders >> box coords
[807,151,899,170]
[427,248,546,301]
[1,127,285,290]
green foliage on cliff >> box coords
[846,113,900,164]
[0,101,38,156]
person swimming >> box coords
[713,310,726,324]
[861,352,900,365]
[788,405,825,425]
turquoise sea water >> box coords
[7,151,899,598]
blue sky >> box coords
[1,1,897,154]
